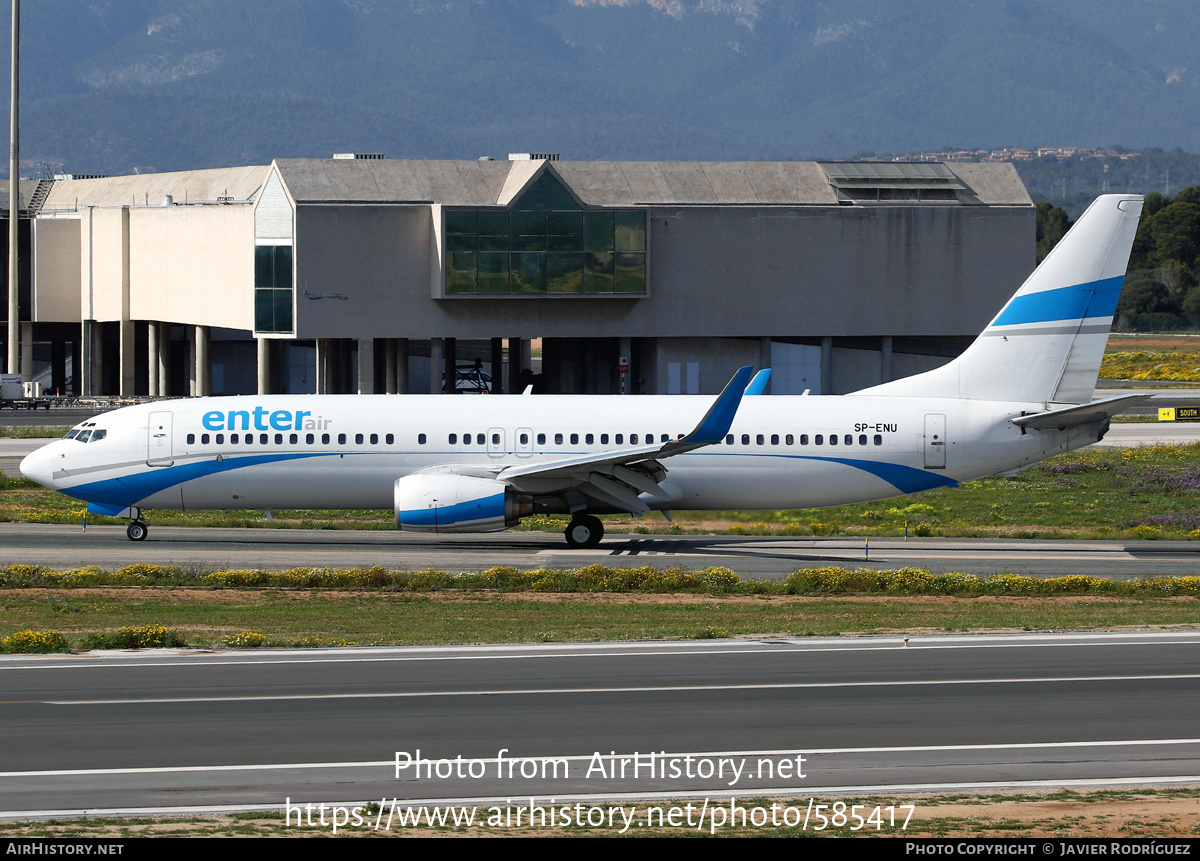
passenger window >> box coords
[799,434,807,445]
[859,434,867,445]
[829,435,838,446]
[741,434,749,445]
[370,433,378,445]
[417,433,426,445]
[601,434,609,444]
[815,434,823,445]
[631,434,639,445]
[231,433,240,444]
[288,433,297,444]
[771,434,779,445]
[519,433,529,444]
[874,434,883,446]
[476,434,485,445]
[260,433,269,444]
[274,433,283,444]
[385,434,394,445]
[187,433,195,444]
[216,433,224,444]
[844,435,852,445]
[615,434,624,445]
[585,433,594,445]
[725,434,734,445]
[449,434,458,444]
[322,433,330,444]
[756,434,764,446]
[570,433,579,445]
[537,433,546,445]
[355,433,364,445]
[491,433,499,445]
[555,433,564,445]
[337,433,346,445]
[785,434,793,445]
[306,433,314,444]
[201,433,210,444]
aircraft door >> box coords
[488,427,505,458]
[924,414,946,469]
[515,427,533,457]
[147,411,174,467]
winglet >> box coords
[671,365,753,448]
[744,368,771,395]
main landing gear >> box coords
[564,514,604,549]
[126,520,149,541]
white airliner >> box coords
[21,194,1145,548]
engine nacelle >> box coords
[394,474,532,533]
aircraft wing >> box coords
[1011,394,1150,430]
[492,365,753,514]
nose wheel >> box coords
[126,521,149,541]
[564,514,604,549]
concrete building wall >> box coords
[290,203,1033,342]
[642,337,761,396]
[79,208,127,323]
[255,170,293,245]
[32,219,81,323]
[646,205,1032,338]
[294,205,433,338]
[128,205,255,329]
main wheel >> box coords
[564,514,604,549]
[127,522,148,542]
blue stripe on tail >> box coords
[991,275,1124,327]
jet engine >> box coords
[394,473,532,533]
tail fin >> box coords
[855,194,1143,405]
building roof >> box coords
[31,159,1031,213]
[0,180,52,214]
[274,158,1030,207]
[39,166,271,210]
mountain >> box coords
[4,0,1200,175]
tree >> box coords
[1035,201,1071,263]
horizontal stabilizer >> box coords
[1011,395,1149,430]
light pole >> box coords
[6,0,18,376]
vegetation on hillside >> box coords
[1037,185,1200,332]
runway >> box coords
[4,522,1200,579]
[2,632,1199,819]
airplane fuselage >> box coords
[21,393,1099,515]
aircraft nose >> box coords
[19,450,54,488]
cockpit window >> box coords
[90,429,106,442]
[64,429,80,439]
[75,430,92,443]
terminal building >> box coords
[7,156,1035,398]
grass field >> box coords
[6,588,1200,649]
[1102,334,1200,381]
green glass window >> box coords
[443,171,645,295]
[254,245,293,333]
[513,172,581,212]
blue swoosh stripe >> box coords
[991,276,1123,327]
[803,456,958,494]
[692,451,958,494]
[61,453,327,506]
